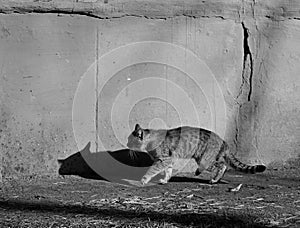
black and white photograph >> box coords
[0,0,299,227]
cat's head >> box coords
[127,124,163,152]
[57,142,91,175]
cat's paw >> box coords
[209,179,218,184]
[159,179,168,185]
[140,176,150,186]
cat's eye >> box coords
[133,130,143,140]
[138,131,143,140]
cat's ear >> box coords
[57,159,64,166]
[83,142,91,151]
[135,123,141,131]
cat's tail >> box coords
[224,147,266,174]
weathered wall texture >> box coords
[0,0,299,179]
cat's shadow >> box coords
[169,176,228,184]
[58,142,153,183]
[169,176,210,184]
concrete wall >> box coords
[0,0,299,179]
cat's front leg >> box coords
[140,158,171,185]
[159,166,172,184]
[158,157,173,184]
[140,175,151,185]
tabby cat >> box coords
[127,124,266,185]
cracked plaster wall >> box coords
[0,0,299,179]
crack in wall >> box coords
[242,22,254,102]
[0,10,229,20]
[237,22,254,102]
[234,104,241,152]
[266,15,300,21]
[1,1,300,21]
[234,21,255,153]
[2,5,300,21]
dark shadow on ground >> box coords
[169,176,228,184]
[58,142,154,183]
[0,199,270,228]
[169,176,210,184]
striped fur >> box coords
[127,124,266,185]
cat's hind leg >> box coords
[207,141,229,184]
[209,162,227,184]
[193,156,209,176]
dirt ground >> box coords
[0,169,299,228]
